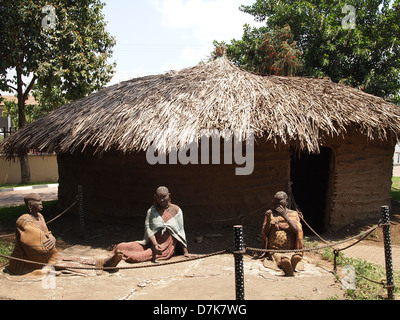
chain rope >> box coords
[0,249,228,271]
[245,224,380,254]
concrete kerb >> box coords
[0,183,59,193]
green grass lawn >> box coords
[392,177,400,200]
[322,248,400,300]
[0,242,14,264]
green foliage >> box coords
[2,99,38,129]
[0,0,116,129]
[213,23,303,76]
[219,0,400,100]
[391,176,400,200]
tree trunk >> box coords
[19,153,31,184]
[17,102,31,183]
[16,67,31,184]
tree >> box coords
[217,0,400,102]
[213,24,303,76]
[0,0,116,183]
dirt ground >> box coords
[0,223,396,302]
[0,187,399,301]
[0,248,344,301]
[0,215,345,301]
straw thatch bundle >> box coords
[2,56,400,157]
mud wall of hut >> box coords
[57,142,291,228]
[323,132,394,230]
[56,132,395,231]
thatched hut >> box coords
[2,56,400,232]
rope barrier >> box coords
[0,221,382,272]
[46,199,78,225]
[0,212,395,300]
[245,224,380,255]
[0,250,228,271]
[333,249,390,287]
[301,214,395,292]
[285,182,396,296]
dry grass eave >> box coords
[1,56,400,158]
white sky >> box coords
[103,0,264,85]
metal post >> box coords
[77,185,86,240]
[381,206,395,300]
[233,225,245,300]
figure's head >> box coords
[273,191,288,209]
[24,193,43,213]
[154,186,171,208]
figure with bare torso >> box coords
[261,191,304,276]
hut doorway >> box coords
[290,147,333,234]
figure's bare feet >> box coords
[291,254,302,271]
[103,250,123,268]
[281,257,294,276]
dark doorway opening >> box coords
[290,147,333,234]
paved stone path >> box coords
[338,242,400,271]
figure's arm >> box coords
[149,235,157,246]
[43,232,56,250]
[143,208,162,253]
[149,235,162,253]
[291,212,304,250]
[276,206,298,234]
[38,214,56,250]
[286,217,299,234]
[18,218,53,255]
[262,211,271,249]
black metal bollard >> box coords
[77,185,86,240]
[233,225,245,300]
[381,206,395,300]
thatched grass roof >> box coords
[2,56,400,157]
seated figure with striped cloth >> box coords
[111,186,192,263]
[261,191,304,276]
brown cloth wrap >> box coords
[8,213,58,275]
